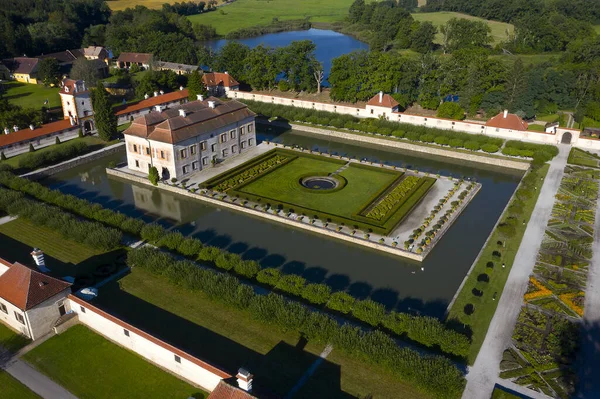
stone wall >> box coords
[1,126,81,158]
[68,295,229,391]
[106,167,425,261]
[22,142,125,180]
[267,122,531,171]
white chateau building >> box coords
[123,96,256,180]
[59,79,96,133]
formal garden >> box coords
[567,147,600,169]
[200,148,437,236]
[499,165,600,398]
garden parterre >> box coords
[202,149,436,235]
[500,165,600,398]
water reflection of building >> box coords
[131,184,184,222]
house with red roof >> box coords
[203,72,240,97]
[366,91,400,119]
[485,110,529,132]
[0,259,71,340]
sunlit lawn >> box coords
[1,81,61,110]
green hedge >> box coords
[0,188,122,250]
[17,141,89,170]
[127,246,466,399]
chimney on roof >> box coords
[31,248,45,269]
[208,100,216,109]
[159,90,164,95]
[81,81,86,91]
[13,125,19,132]
[69,116,75,126]
[144,93,149,100]
[153,91,158,97]
[154,105,164,112]
[236,368,253,392]
[179,109,186,118]
[503,109,508,118]
[179,86,184,91]
[3,127,9,135]
[197,94,204,101]
[29,124,35,130]
[224,71,228,75]
[379,91,383,104]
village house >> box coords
[0,258,71,340]
[203,72,240,97]
[116,52,153,70]
[366,92,400,119]
[6,57,39,84]
[155,61,199,75]
[82,46,110,64]
[123,96,256,180]
[37,46,109,77]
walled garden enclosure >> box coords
[201,149,436,236]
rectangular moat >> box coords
[40,127,522,318]
[108,144,481,261]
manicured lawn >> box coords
[0,218,103,265]
[0,323,30,353]
[447,164,550,364]
[1,81,61,110]
[23,324,206,399]
[491,387,522,399]
[583,116,600,128]
[0,136,114,169]
[205,149,434,234]
[527,124,545,132]
[568,148,600,168]
[188,0,355,35]
[0,371,40,399]
[94,268,430,398]
[411,11,514,45]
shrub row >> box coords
[0,170,469,357]
[0,188,122,250]
[17,141,89,170]
[503,140,559,164]
[242,100,505,152]
[127,246,466,398]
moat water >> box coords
[44,127,521,317]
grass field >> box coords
[187,0,354,35]
[107,0,183,10]
[204,149,434,234]
[0,323,30,353]
[0,371,40,399]
[412,11,514,45]
[23,324,206,399]
[0,218,103,265]
[447,164,550,364]
[1,81,61,110]
[94,268,430,399]
[491,387,521,399]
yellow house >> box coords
[11,57,40,84]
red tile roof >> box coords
[203,72,239,88]
[0,119,74,149]
[207,381,257,399]
[485,111,528,131]
[60,79,88,95]
[117,52,152,64]
[0,262,71,311]
[367,93,399,108]
[114,89,189,116]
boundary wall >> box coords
[228,91,584,148]
[67,295,230,391]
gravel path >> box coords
[462,145,569,399]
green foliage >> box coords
[37,58,60,86]
[0,152,6,161]
[439,18,492,53]
[92,82,117,141]
[234,260,261,278]
[177,237,203,257]
[18,141,88,171]
[352,299,385,326]
[301,283,331,305]
[187,70,206,101]
[157,231,184,251]
[256,268,281,286]
[140,223,166,242]
[275,274,307,295]
[29,143,35,153]
[212,154,289,192]
[148,166,159,186]
[437,102,465,120]
[365,176,420,220]
[326,291,355,314]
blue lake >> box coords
[205,28,369,84]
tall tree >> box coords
[92,82,116,141]
[187,70,206,100]
[440,18,492,54]
[348,0,365,24]
[212,41,250,81]
[505,58,527,111]
[243,45,278,91]
[70,58,101,87]
[410,22,437,53]
[37,58,60,86]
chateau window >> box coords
[174,355,181,363]
[14,312,25,325]
[220,133,227,143]
[0,302,7,314]
[232,145,238,153]
[135,160,140,168]
[230,130,236,139]
[241,141,246,149]
[370,109,374,114]
[80,306,86,313]
[248,138,255,146]
[145,147,150,155]
[133,144,138,152]
[222,149,228,157]
[192,161,199,170]
[183,165,190,174]
[124,329,130,337]
[200,141,207,151]
[202,157,208,165]
[240,126,245,135]
[211,143,217,152]
[160,150,165,159]
[180,149,187,159]
[190,145,197,155]
[248,124,253,133]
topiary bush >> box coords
[301,283,332,305]
[352,299,385,326]
[177,237,203,257]
[275,274,306,296]
[234,260,261,278]
[140,223,166,242]
[157,231,184,251]
[256,268,281,286]
[198,246,222,262]
[326,291,355,314]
